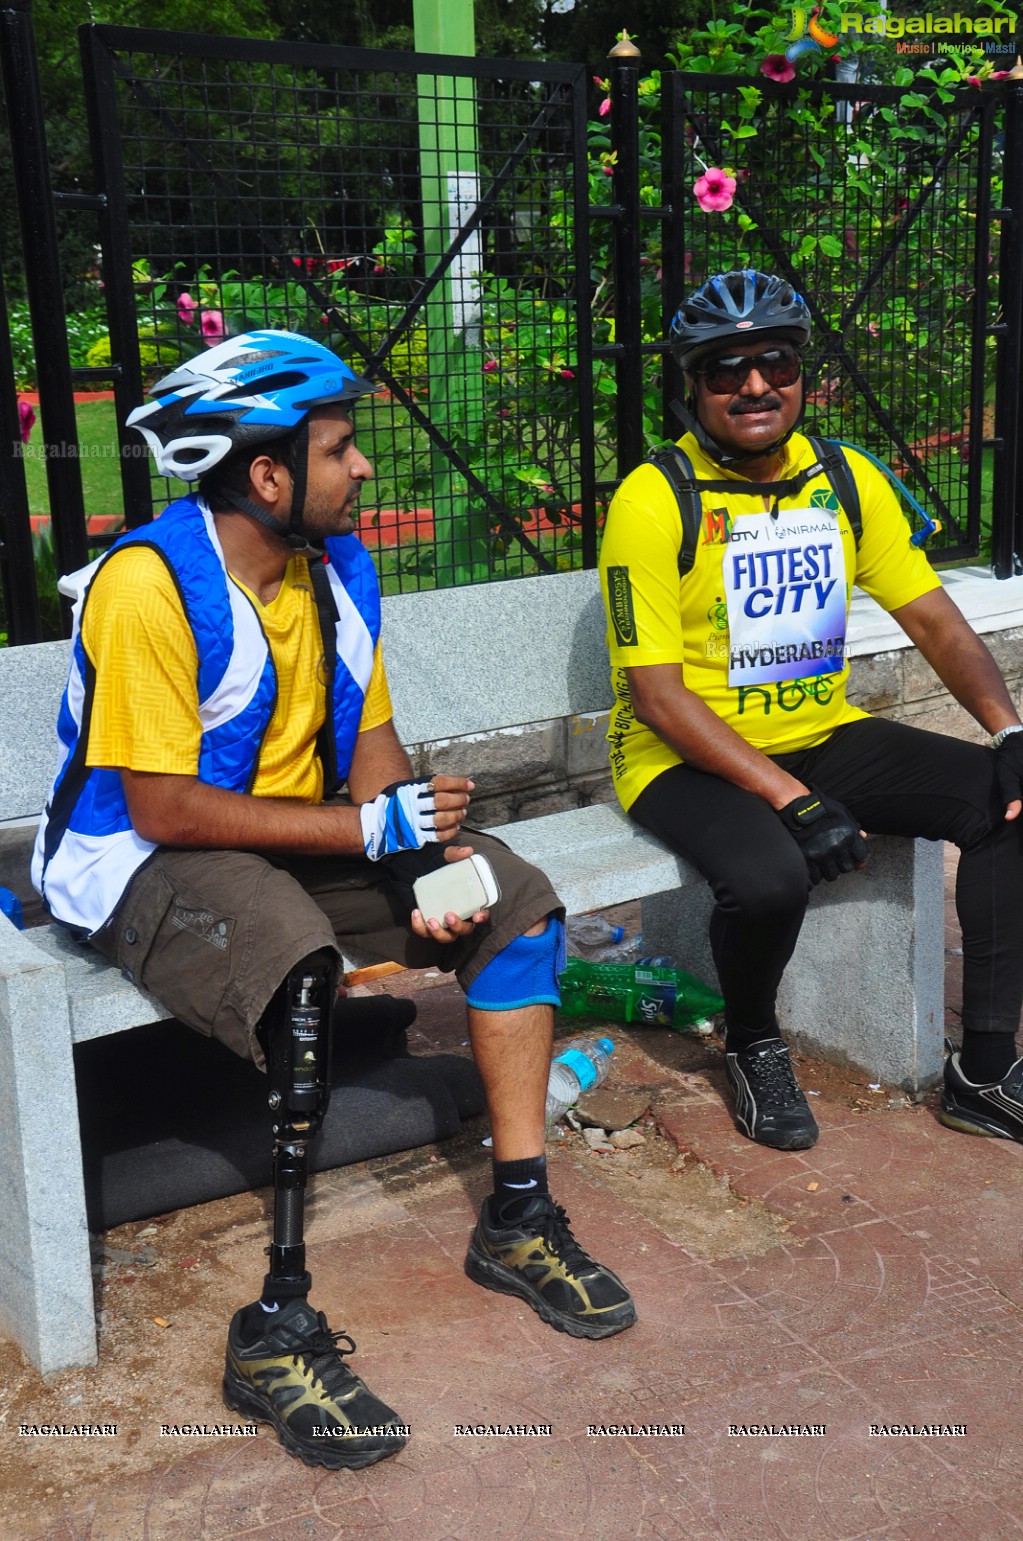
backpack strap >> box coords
[309,553,340,795]
[646,444,703,578]
[805,435,862,543]
[647,436,864,580]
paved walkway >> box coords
[2,855,1022,1540]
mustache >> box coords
[729,396,783,416]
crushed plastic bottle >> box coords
[565,914,647,963]
[546,1035,614,1130]
[558,959,722,1035]
[0,887,24,930]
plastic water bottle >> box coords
[565,914,646,963]
[546,1036,614,1129]
[558,959,722,1034]
[0,887,23,930]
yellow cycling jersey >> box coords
[82,544,393,803]
[598,430,941,809]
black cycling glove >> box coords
[381,843,450,917]
[776,786,868,886]
[994,731,1023,810]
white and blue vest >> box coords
[32,496,381,935]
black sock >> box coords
[724,1020,783,1055]
[959,1030,1018,1084]
[492,1155,549,1219]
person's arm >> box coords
[890,587,1021,736]
[121,755,472,854]
[626,662,810,809]
[891,586,1022,821]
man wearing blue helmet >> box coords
[599,270,1023,1154]
[33,330,635,1473]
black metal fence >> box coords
[3,6,1023,646]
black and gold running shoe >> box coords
[222,1298,408,1470]
[465,1192,637,1339]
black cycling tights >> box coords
[630,716,1023,1037]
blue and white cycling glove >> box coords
[360,778,440,861]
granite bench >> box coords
[0,566,943,1374]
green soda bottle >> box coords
[558,958,722,1035]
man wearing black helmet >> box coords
[34,330,635,1473]
[599,270,1023,1153]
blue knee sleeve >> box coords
[465,917,565,1011]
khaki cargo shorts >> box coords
[90,831,561,1066]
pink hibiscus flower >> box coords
[760,54,796,83]
[200,309,225,343]
[693,168,737,213]
[177,292,197,325]
[17,399,35,444]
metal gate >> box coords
[78,26,596,591]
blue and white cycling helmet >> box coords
[127,329,378,546]
[668,269,811,372]
[127,329,378,480]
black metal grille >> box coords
[659,75,999,563]
[82,29,595,592]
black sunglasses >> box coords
[696,346,803,395]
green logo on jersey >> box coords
[809,487,840,512]
[606,566,638,646]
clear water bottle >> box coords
[566,914,646,963]
[545,1035,614,1130]
[0,887,23,930]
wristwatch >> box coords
[991,724,1023,748]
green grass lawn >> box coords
[22,400,133,523]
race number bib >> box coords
[724,508,847,688]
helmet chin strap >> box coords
[226,419,323,552]
[670,389,805,470]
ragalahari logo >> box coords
[785,5,841,61]
[785,7,1018,55]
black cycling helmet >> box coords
[668,269,811,372]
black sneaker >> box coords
[465,1192,637,1340]
[725,1038,820,1150]
[222,1297,407,1471]
[939,1051,1023,1141]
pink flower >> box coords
[17,399,35,444]
[693,167,737,213]
[177,292,197,325]
[200,309,225,343]
[559,368,575,380]
[966,75,982,88]
[598,97,611,117]
[760,54,796,83]
[482,359,499,373]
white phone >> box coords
[412,854,501,921]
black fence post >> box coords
[992,68,1023,578]
[0,0,89,600]
[0,253,41,642]
[660,71,687,442]
[608,34,643,480]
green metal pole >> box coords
[414,0,489,585]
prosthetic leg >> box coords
[257,948,336,1304]
[224,949,410,1468]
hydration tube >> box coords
[830,438,943,548]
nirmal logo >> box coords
[785,5,841,61]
